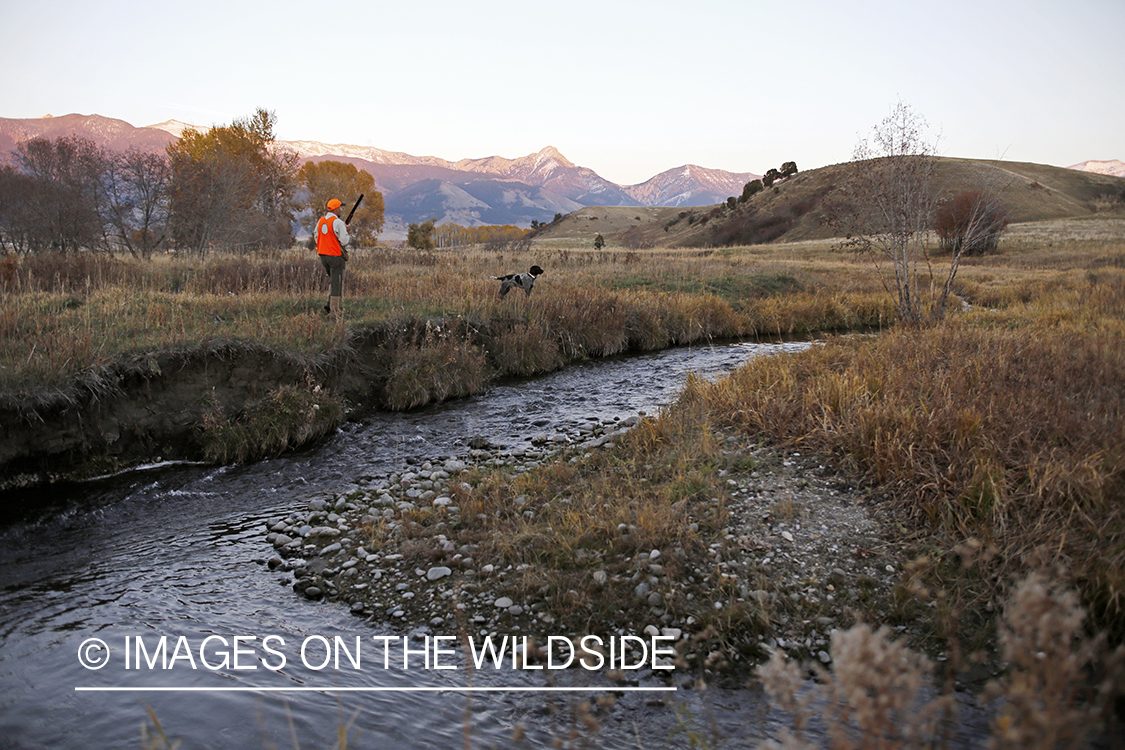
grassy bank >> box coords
[0,243,892,395]
[0,242,895,476]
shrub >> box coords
[384,327,486,409]
[933,191,1010,256]
[198,383,343,463]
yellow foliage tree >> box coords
[298,160,385,247]
[166,108,298,252]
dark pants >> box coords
[319,254,346,297]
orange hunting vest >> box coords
[316,214,343,256]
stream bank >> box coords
[0,314,796,491]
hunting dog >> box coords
[492,265,544,298]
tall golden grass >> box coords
[0,243,891,395]
[684,263,1125,638]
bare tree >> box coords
[837,101,939,325]
[101,148,172,258]
[14,135,109,253]
[0,164,36,253]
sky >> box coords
[1,0,1122,186]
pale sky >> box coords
[1,0,1121,185]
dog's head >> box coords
[529,265,544,276]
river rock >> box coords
[426,566,452,581]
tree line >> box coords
[406,219,531,251]
[0,108,386,257]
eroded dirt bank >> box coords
[0,323,411,490]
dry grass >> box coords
[0,242,891,396]
[757,571,1121,750]
[110,216,1125,746]
[673,222,1125,655]
[430,403,735,634]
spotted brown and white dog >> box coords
[491,265,544,297]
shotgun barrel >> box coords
[344,194,364,225]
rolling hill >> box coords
[534,157,1125,248]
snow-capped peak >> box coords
[1069,159,1125,178]
[145,119,200,138]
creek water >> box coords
[0,338,988,749]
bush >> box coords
[933,191,1010,256]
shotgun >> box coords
[344,194,364,225]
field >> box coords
[3,214,1125,743]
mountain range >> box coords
[0,114,757,232]
[2,113,1120,233]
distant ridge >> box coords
[1069,159,1125,178]
[0,113,175,157]
[0,113,761,228]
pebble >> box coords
[426,566,452,581]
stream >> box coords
[0,338,990,749]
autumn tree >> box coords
[407,218,436,250]
[431,222,529,248]
[166,108,298,253]
[298,160,385,246]
[12,135,108,253]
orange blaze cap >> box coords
[327,198,343,211]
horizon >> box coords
[1,1,1123,185]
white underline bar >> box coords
[76,686,677,693]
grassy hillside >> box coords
[533,158,1125,248]
[530,205,685,246]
